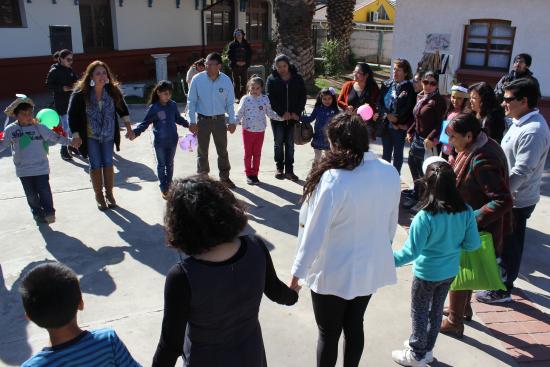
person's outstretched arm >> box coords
[393,211,430,267]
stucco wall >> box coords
[392,0,549,95]
[0,0,84,58]
[350,30,393,64]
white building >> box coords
[0,0,273,98]
[392,0,549,119]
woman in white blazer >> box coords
[291,113,401,367]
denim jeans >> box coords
[409,276,454,360]
[271,120,295,172]
[501,204,537,291]
[408,135,426,199]
[20,175,54,217]
[87,139,114,170]
[155,144,177,193]
[382,126,407,174]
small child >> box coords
[391,157,481,367]
[0,96,79,224]
[131,80,188,199]
[300,87,339,164]
[236,75,283,185]
[20,262,141,366]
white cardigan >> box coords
[292,152,401,300]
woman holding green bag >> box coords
[440,113,513,338]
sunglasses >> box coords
[502,96,519,103]
[422,80,437,86]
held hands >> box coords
[125,129,136,141]
[227,124,237,134]
[424,138,435,150]
[189,124,199,134]
[289,276,302,294]
[282,112,291,121]
[406,133,414,143]
[290,112,300,121]
[69,138,81,149]
[386,113,398,124]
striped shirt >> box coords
[22,328,141,367]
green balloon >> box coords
[36,108,59,129]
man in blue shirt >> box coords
[188,52,237,188]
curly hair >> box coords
[302,113,369,201]
[468,82,499,118]
[73,60,124,108]
[164,176,248,255]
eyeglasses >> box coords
[502,96,519,103]
[422,80,437,86]
[205,63,219,68]
[353,70,365,75]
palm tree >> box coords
[326,0,356,64]
[273,0,316,81]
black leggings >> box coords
[311,291,372,367]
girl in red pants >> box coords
[236,76,283,184]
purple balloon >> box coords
[357,104,374,121]
[178,134,198,152]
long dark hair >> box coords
[73,60,124,108]
[418,161,467,214]
[468,82,499,118]
[302,113,369,201]
[148,80,173,105]
[356,62,379,94]
[315,88,338,112]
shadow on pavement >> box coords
[105,206,179,275]
[113,153,158,192]
[520,227,550,310]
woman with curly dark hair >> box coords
[468,82,506,142]
[153,175,299,367]
[291,114,401,366]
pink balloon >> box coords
[357,104,374,121]
[178,134,198,152]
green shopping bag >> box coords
[450,231,506,291]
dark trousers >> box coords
[197,117,231,180]
[20,175,54,217]
[311,291,372,367]
[408,136,426,199]
[382,126,407,174]
[501,205,536,291]
[271,120,295,173]
[231,66,248,99]
[154,144,177,193]
[409,276,454,360]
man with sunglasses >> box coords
[46,49,78,161]
[476,78,549,304]
[495,53,540,104]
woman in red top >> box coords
[338,62,380,117]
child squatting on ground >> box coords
[19,262,141,366]
[130,80,189,199]
[235,75,283,185]
[300,87,340,165]
[0,95,80,224]
[391,157,481,367]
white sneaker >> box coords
[402,340,434,363]
[392,348,427,366]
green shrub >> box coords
[321,39,342,76]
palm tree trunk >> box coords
[273,0,316,81]
[326,0,356,64]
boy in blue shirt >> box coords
[20,262,141,367]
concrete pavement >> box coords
[1,100,548,366]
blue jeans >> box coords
[20,175,54,217]
[409,276,454,360]
[87,139,114,170]
[271,120,295,172]
[382,126,407,174]
[155,144,177,193]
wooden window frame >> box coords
[460,19,516,72]
[79,0,114,53]
[205,0,235,46]
[246,0,269,41]
[0,0,23,28]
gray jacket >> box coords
[0,122,70,177]
[501,110,550,208]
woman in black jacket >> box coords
[227,28,252,100]
[46,49,78,161]
[68,60,133,210]
[468,82,506,143]
[377,59,417,174]
[266,55,307,181]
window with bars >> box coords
[246,0,268,41]
[0,0,23,27]
[79,0,114,52]
[205,0,234,44]
[461,19,516,71]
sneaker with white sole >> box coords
[403,340,433,363]
[392,348,427,367]
[475,290,512,304]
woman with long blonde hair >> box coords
[68,60,134,210]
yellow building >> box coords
[353,0,395,25]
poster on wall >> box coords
[425,33,451,52]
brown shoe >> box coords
[161,191,169,200]
[440,318,464,338]
[285,171,299,181]
[221,178,236,189]
[275,169,285,180]
[443,302,473,321]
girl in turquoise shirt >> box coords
[392,157,481,367]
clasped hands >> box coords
[282,112,300,121]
